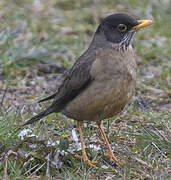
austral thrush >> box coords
[24,14,153,167]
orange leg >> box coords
[76,121,98,167]
[97,122,122,166]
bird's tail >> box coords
[23,106,54,126]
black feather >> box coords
[23,106,55,125]
[38,93,56,103]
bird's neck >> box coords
[109,42,134,52]
[91,32,134,52]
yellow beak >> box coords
[133,20,153,30]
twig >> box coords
[46,152,51,177]
[23,164,40,176]
[1,87,7,107]
[134,157,152,168]
[3,150,18,180]
[107,119,110,138]
[29,162,46,177]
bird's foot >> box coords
[75,154,98,168]
[104,153,122,166]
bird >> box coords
[24,13,153,167]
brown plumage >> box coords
[24,14,153,167]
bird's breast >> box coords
[63,48,137,122]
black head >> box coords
[96,14,139,47]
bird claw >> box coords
[75,154,98,168]
[104,153,122,166]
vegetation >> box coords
[0,0,170,179]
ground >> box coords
[0,0,170,179]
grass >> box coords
[0,0,170,179]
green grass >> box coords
[0,0,170,179]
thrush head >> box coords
[96,13,153,50]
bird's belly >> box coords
[62,75,136,122]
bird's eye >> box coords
[117,24,127,32]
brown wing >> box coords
[24,48,96,125]
[49,51,96,112]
